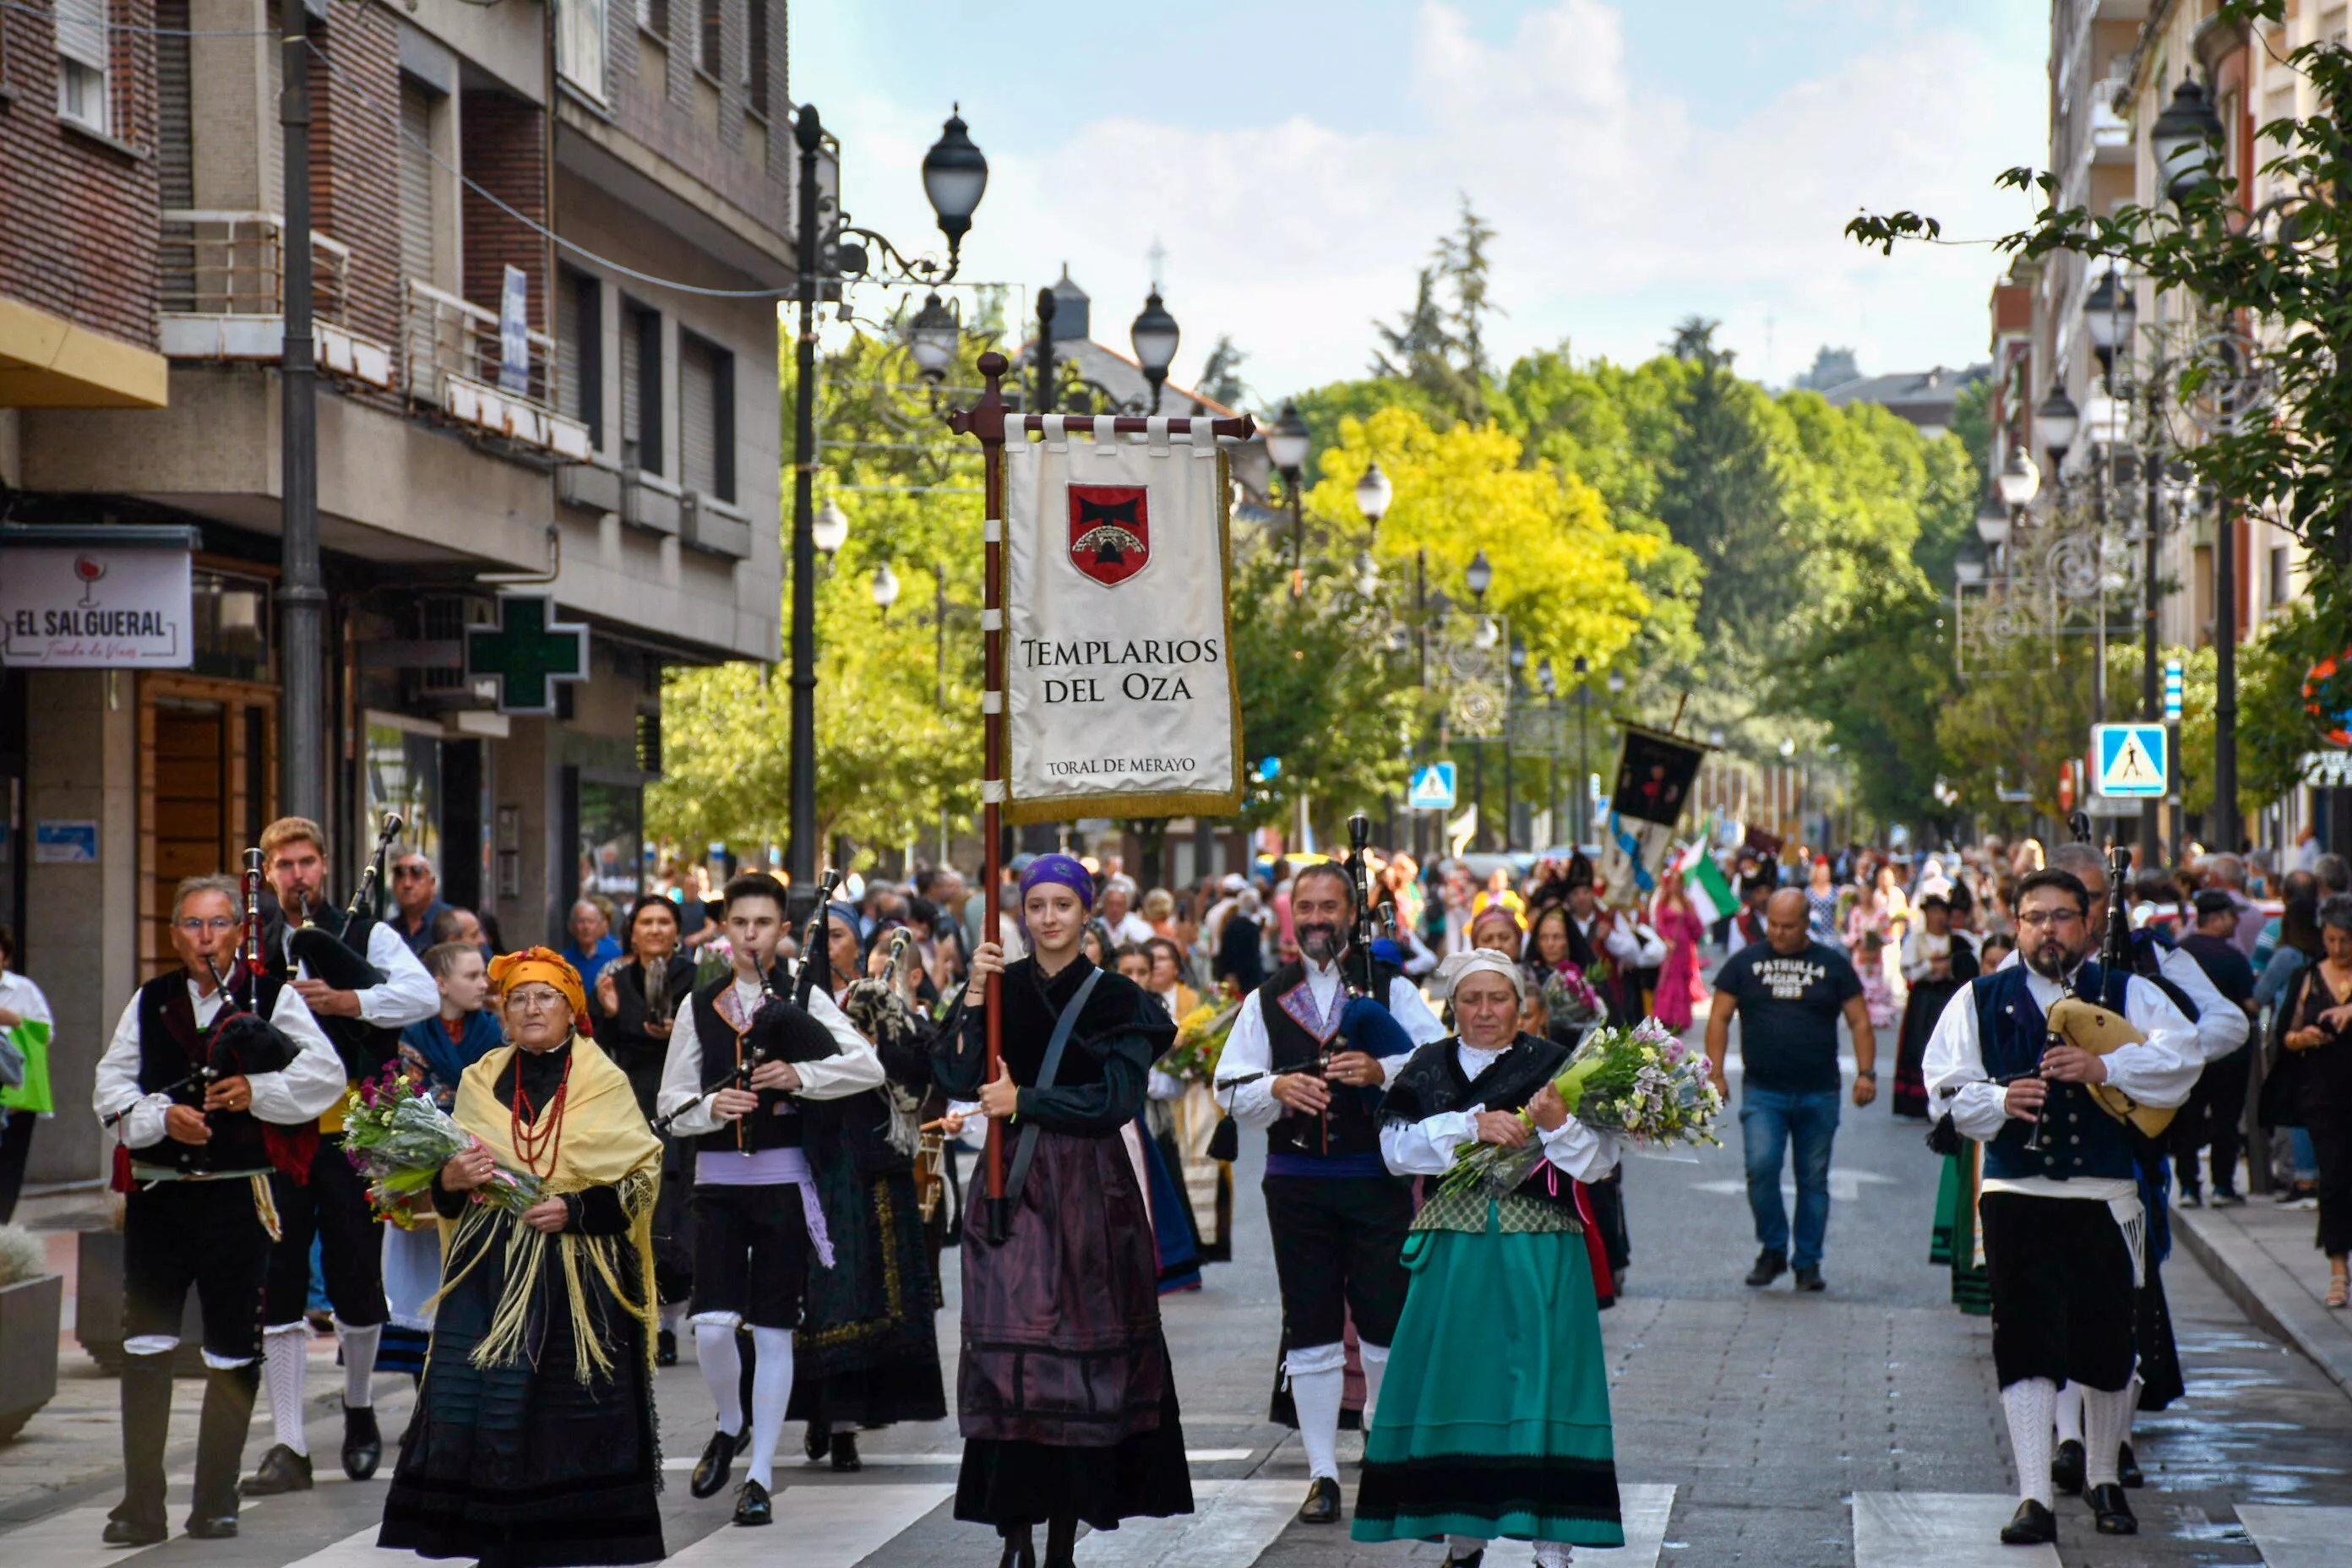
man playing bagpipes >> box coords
[655,872,884,1527]
[243,815,439,1495]
[1214,848,1446,1526]
[90,874,346,1544]
[1922,866,2197,1546]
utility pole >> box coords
[279,21,326,825]
[785,106,825,896]
[2213,495,2239,852]
[2141,409,2162,864]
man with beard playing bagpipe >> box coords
[1214,820,1446,1526]
[1922,863,2197,1545]
[243,814,439,1496]
[656,872,885,1527]
[91,872,346,1544]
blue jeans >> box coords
[1740,1087,1842,1268]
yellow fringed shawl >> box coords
[430,1033,663,1383]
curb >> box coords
[2175,1202,2352,1401]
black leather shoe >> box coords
[804,1418,831,1463]
[830,1431,863,1472]
[1439,1549,1484,1568]
[1744,1250,1786,1288]
[101,1516,167,1547]
[2089,1482,2137,1534]
[238,1443,313,1497]
[1793,1266,1825,1292]
[1998,1498,2057,1545]
[1298,1476,1342,1524]
[656,1328,678,1367]
[342,1402,382,1481]
[997,1525,1037,1568]
[690,1428,741,1500]
[2117,1441,2144,1489]
[185,1514,240,1540]
[2050,1437,2085,1496]
[732,1478,773,1527]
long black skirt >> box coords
[379,1228,663,1568]
[790,1166,948,1429]
[1892,977,1963,1120]
[954,1128,1191,1531]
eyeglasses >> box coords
[393,866,430,880]
[176,916,238,933]
[2016,910,2085,930]
[507,987,568,1012]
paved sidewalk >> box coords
[2175,1193,2352,1398]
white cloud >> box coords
[823,1,2046,400]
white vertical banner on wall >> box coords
[1000,417,1243,823]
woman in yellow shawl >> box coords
[378,950,666,1568]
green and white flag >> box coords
[1679,841,1734,927]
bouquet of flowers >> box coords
[341,1061,542,1224]
[1158,994,1242,1085]
[1440,1017,1724,1200]
[1537,961,1603,1032]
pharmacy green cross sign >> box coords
[466,593,587,715]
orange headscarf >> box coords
[487,947,589,1032]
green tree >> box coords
[1369,200,1501,427]
[1194,334,1250,411]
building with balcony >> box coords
[0,0,795,1188]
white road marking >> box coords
[1850,1493,2057,1568]
[1581,1483,1677,1566]
[662,1482,954,1568]
[660,1446,1256,1471]
[1072,1479,1299,1568]
[1691,1167,1899,1203]
[278,1524,403,1568]
[2235,1503,2352,1568]
[0,1497,270,1568]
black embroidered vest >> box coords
[687,966,806,1157]
[1255,956,1402,1160]
[131,970,282,1174]
[1975,961,2138,1183]
[1386,1032,1583,1213]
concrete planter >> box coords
[0,1272,63,1441]
[74,1229,206,1375]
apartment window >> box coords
[639,0,668,35]
[398,79,438,289]
[744,0,766,113]
[555,0,607,104]
[559,270,602,448]
[2269,544,2294,608]
[678,331,734,503]
[55,0,110,134]
[699,0,721,78]
[619,299,662,473]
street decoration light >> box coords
[2038,382,2080,470]
[1128,289,1180,412]
[918,109,988,255]
[1271,400,1310,596]
[1955,538,1986,585]
[2083,268,2135,387]
[871,562,901,616]
[812,497,850,555]
[1354,460,1392,537]
[1995,445,2040,511]
[1975,491,2012,549]
[906,292,961,382]
[2150,75,2225,205]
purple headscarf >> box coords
[1018,852,1097,912]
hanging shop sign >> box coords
[0,525,198,668]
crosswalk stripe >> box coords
[1850,1493,2057,1568]
[0,1497,272,1568]
[1073,1480,1298,1568]
[663,1482,954,1568]
[1582,1483,1676,1566]
[278,1524,392,1568]
[657,1446,1256,1472]
[2235,1503,2352,1568]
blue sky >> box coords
[795,0,2049,400]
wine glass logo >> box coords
[73,555,106,607]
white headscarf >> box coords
[1437,947,1527,1001]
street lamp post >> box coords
[786,105,986,895]
[1572,656,1591,849]
[1504,640,1526,852]
[1270,401,1310,596]
[1538,658,1559,847]
[1130,290,1179,413]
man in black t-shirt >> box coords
[2173,889,2260,1206]
[1704,888,1876,1291]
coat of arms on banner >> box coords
[1068,485,1152,585]
[1594,724,1711,911]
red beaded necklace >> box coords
[508,1047,573,1177]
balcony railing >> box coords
[401,280,592,463]
[157,210,393,389]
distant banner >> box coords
[1594,724,1707,910]
[1001,419,1242,823]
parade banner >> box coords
[1594,724,1707,911]
[1000,416,1243,823]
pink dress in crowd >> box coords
[1651,902,1709,1031]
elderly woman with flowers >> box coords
[1352,949,1626,1565]
[378,948,665,1568]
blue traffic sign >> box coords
[1409,762,1457,812]
[2093,723,2168,798]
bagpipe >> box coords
[2028,819,2176,1152]
[1298,814,1414,1155]
[282,811,404,1081]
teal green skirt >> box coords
[1351,1209,1623,1547]
[1930,1149,1992,1317]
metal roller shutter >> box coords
[680,334,717,498]
[399,84,437,290]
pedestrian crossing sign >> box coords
[1409,762,1457,812]
[2093,723,2168,798]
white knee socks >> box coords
[695,1320,743,1435]
[2082,1384,2133,1489]
[744,1326,794,1493]
[2052,1380,2082,1446]
[1359,1342,1390,1430]
[335,1318,380,1410]
[1446,1534,1489,1562]
[261,1324,311,1456]
[1533,1543,1575,1568]
[2001,1379,2055,1508]
[1288,1344,1346,1482]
